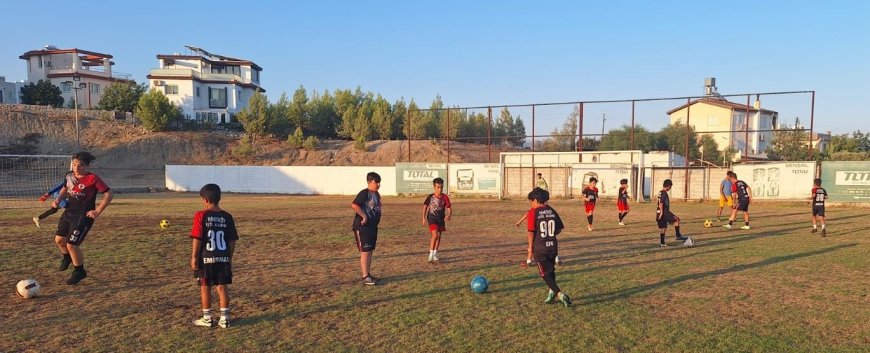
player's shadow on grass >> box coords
[578,243,858,305]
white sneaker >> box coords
[32,217,41,228]
[587,225,593,231]
[618,222,625,226]
[193,317,213,327]
[427,254,434,262]
[218,318,229,328]
[555,256,562,266]
[682,237,695,247]
[740,225,751,230]
[432,254,439,262]
[722,224,732,229]
[526,258,533,266]
[659,243,669,247]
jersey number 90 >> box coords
[539,220,556,238]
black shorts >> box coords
[656,211,679,229]
[736,199,750,212]
[55,210,94,246]
[194,262,233,286]
[533,252,557,276]
[354,227,378,252]
[812,206,825,217]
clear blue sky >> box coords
[2,1,868,135]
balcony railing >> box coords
[148,68,252,84]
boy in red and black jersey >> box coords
[811,178,828,236]
[582,177,599,231]
[351,172,382,285]
[656,179,688,246]
[190,184,238,329]
[422,177,452,262]
[724,171,753,230]
[51,152,112,285]
[617,178,630,226]
[526,187,571,307]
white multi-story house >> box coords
[0,76,22,104]
[146,46,264,123]
[667,78,779,160]
[19,46,132,108]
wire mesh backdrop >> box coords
[0,154,164,209]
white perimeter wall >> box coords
[166,166,397,195]
[732,162,815,200]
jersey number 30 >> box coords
[539,220,556,238]
[206,230,228,251]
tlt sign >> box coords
[835,171,870,186]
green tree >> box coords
[766,126,817,160]
[599,124,662,152]
[659,122,700,160]
[405,100,426,139]
[391,98,408,140]
[20,80,63,107]
[236,90,271,142]
[269,93,291,136]
[307,90,339,138]
[538,111,577,152]
[828,130,870,153]
[96,81,147,112]
[698,134,724,165]
[371,95,393,140]
[135,89,181,131]
[288,86,309,131]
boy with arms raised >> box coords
[351,172,382,285]
[52,152,112,285]
[191,184,238,328]
[526,187,571,307]
[422,177,452,262]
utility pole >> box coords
[601,113,606,140]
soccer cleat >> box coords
[676,235,688,241]
[555,256,562,266]
[363,276,376,285]
[432,254,439,262]
[722,224,732,229]
[558,292,572,308]
[427,254,434,262]
[682,237,695,247]
[193,317,214,327]
[59,256,72,271]
[811,228,818,233]
[821,228,827,237]
[659,243,669,247]
[218,318,230,329]
[544,290,556,304]
[526,258,533,266]
[32,217,41,228]
[740,225,751,230]
[66,269,87,285]
[618,222,625,226]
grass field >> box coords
[2,193,868,353]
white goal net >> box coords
[0,155,71,209]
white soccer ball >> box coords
[682,236,695,247]
[16,279,41,299]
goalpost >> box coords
[0,155,71,209]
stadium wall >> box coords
[165,165,398,195]
[732,162,815,200]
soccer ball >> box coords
[16,279,41,299]
[704,219,713,228]
[470,275,489,294]
[682,236,695,247]
[159,219,170,229]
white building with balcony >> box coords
[146,47,264,123]
[19,46,132,108]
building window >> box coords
[252,69,259,82]
[209,87,227,108]
[165,85,179,95]
[707,115,718,126]
[238,90,242,103]
[196,87,200,97]
[61,82,72,92]
[90,83,100,94]
[38,57,43,68]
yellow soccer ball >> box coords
[704,219,713,228]
[159,219,170,229]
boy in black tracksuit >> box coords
[525,187,571,307]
